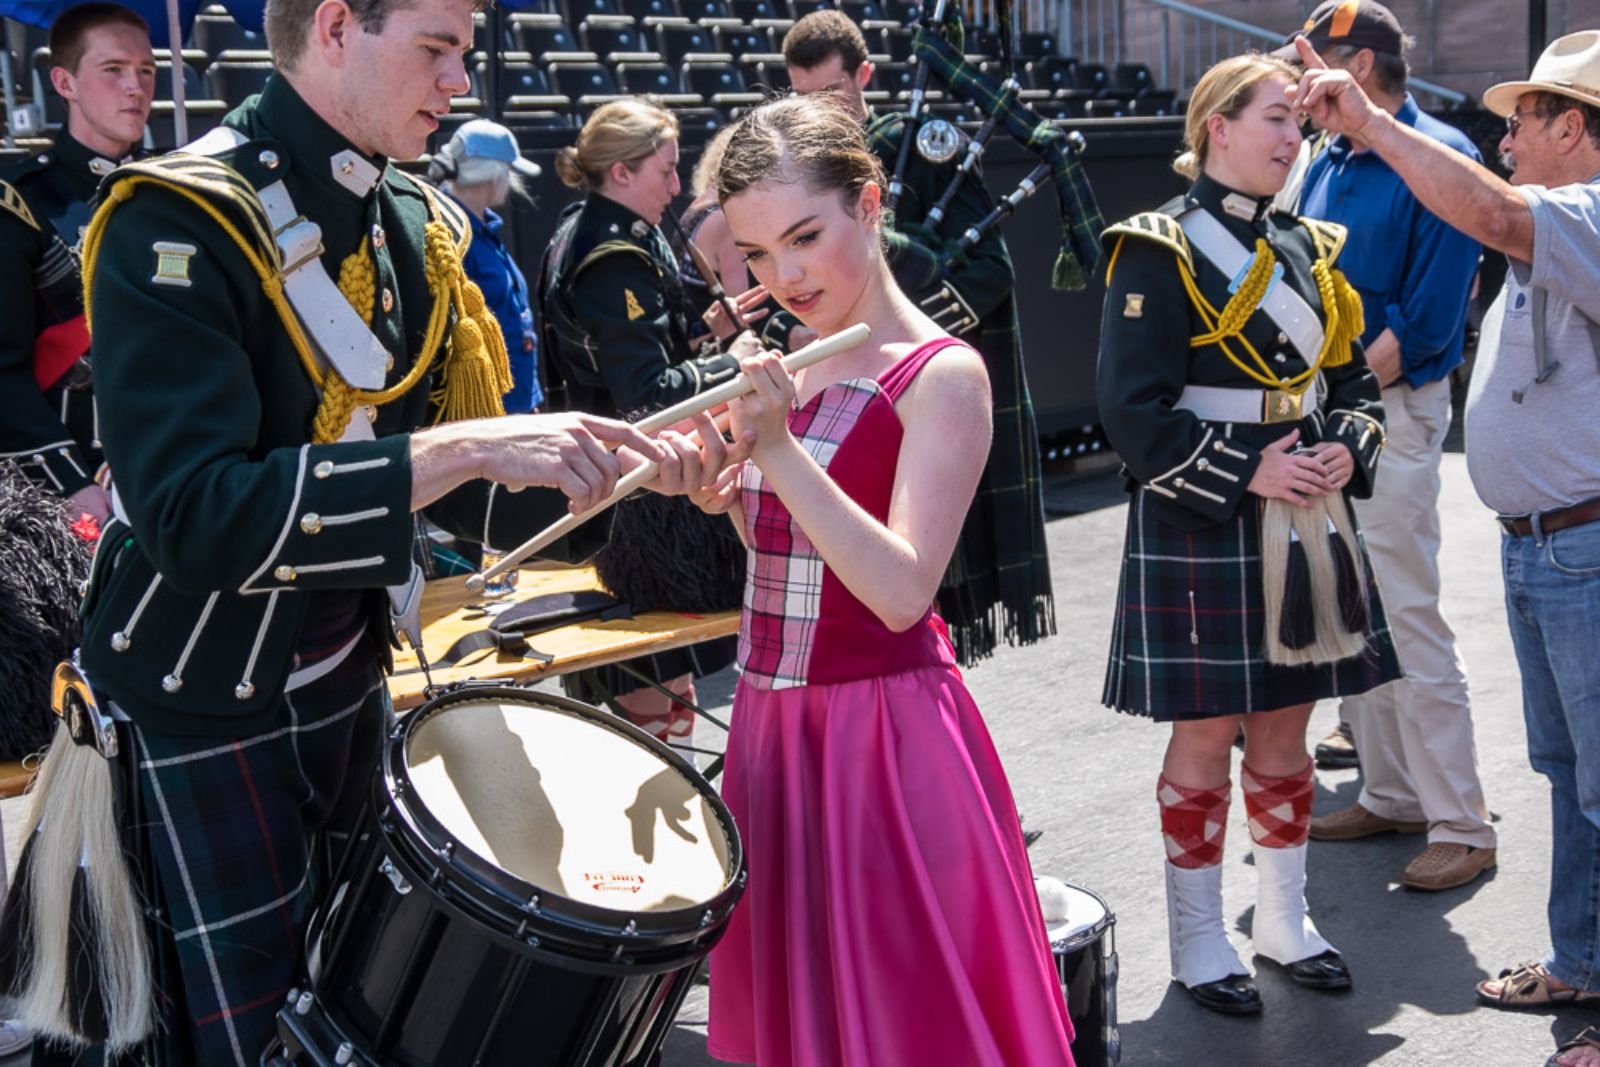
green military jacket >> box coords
[1095,174,1386,532]
[539,193,738,421]
[0,131,125,496]
[81,76,584,736]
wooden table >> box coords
[389,563,739,711]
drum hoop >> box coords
[385,685,746,941]
[1047,882,1117,953]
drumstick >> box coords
[466,323,870,593]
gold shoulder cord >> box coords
[1103,223,1366,396]
[82,161,512,444]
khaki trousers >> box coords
[1340,378,1495,847]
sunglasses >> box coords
[1505,109,1549,137]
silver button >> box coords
[30,453,43,464]
[161,673,183,693]
[372,224,386,249]
[274,564,297,581]
[1213,441,1226,452]
[313,460,334,479]
[340,160,355,175]
[1274,352,1287,364]
[1277,332,1289,346]
[1197,458,1210,470]
[364,404,378,422]
[300,513,323,535]
[234,682,256,700]
[111,631,131,652]
[381,288,394,314]
[259,149,280,169]
[1173,477,1186,488]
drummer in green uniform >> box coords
[782,10,1054,665]
[0,2,153,524]
[538,99,747,742]
[0,2,733,1063]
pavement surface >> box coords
[3,450,1590,1066]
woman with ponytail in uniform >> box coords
[1096,53,1401,1015]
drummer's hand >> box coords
[703,284,770,341]
[475,412,670,515]
[727,350,796,458]
[649,411,755,496]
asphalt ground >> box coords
[3,449,1591,1066]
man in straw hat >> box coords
[1296,28,1600,1063]
[1279,1,1497,895]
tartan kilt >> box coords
[1103,488,1401,721]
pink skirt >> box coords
[707,664,1075,1067]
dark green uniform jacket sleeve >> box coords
[1319,344,1385,498]
[0,198,95,496]
[1096,237,1264,524]
[91,184,416,596]
[569,249,738,418]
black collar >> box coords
[1189,173,1275,228]
[252,75,388,200]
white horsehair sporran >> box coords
[1259,485,1369,667]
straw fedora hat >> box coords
[1484,30,1600,116]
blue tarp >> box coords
[0,0,264,47]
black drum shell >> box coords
[303,686,745,1067]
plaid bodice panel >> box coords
[736,342,965,689]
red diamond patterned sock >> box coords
[1241,761,1314,848]
[1158,775,1231,869]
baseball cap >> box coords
[1275,0,1406,59]
[446,119,542,180]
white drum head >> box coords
[406,699,734,914]
[1045,884,1110,948]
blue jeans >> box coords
[1503,519,1600,991]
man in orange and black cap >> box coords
[1281,0,1498,896]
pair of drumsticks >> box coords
[467,322,870,594]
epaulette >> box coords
[574,238,654,278]
[1101,211,1194,274]
[396,170,472,257]
[1299,216,1348,266]
[102,153,277,265]
[0,179,38,231]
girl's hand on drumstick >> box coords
[1246,429,1335,507]
[703,284,771,340]
[727,350,796,459]
[648,410,755,497]
[687,462,746,515]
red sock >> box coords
[1158,775,1230,869]
[1241,761,1314,848]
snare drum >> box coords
[1047,883,1120,1067]
[269,686,744,1067]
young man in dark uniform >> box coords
[0,3,153,523]
[782,10,1054,665]
[7,2,724,1063]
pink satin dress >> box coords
[706,339,1075,1067]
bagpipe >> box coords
[885,0,1106,292]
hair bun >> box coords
[554,146,586,189]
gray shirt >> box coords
[1465,177,1600,515]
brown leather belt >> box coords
[1499,497,1600,537]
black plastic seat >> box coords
[655,21,718,64]
[839,0,883,21]
[719,25,771,58]
[1113,62,1153,91]
[565,0,625,22]
[189,15,267,55]
[872,60,915,94]
[582,15,648,55]
[207,60,274,106]
[682,0,732,19]
[1029,54,1077,93]
[548,60,620,98]
[731,0,779,19]
[788,0,833,18]
[621,0,681,19]
[496,59,553,100]
[681,56,746,98]
[616,60,683,94]
[512,15,580,59]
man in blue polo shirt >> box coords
[1286,0,1497,892]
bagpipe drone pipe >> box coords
[885,0,1106,292]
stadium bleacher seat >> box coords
[872,60,915,94]
[788,0,832,19]
[839,0,884,21]
[682,0,732,20]
[189,14,267,53]
[719,26,772,58]
[565,0,625,22]
[671,106,726,132]
[1085,97,1126,118]
[655,21,718,64]
[622,0,681,19]
[549,59,621,99]
[884,0,920,21]
[153,50,209,98]
[145,100,228,149]
[582,15,649,55]
[749,58,791,92]
[1113,62,1153,92]
[1133,88,1177,116]
[208,59,274,106]
[1074,61,1109,91]
[880,25,913,60]
[1028,54,1076,93]
[972,29,1001,56]
[732,0,781,20]
[681,54,746,97]
[616,60,682,94]
[1020,31,1056,60]
[490,58,555,102]
[513,15,581,60]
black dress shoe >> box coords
[1183,974,1263,1015]
[1267,949,1353,991]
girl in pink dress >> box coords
[689,96,1075,1067]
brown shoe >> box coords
[1403,843,1497,891]
[1314,722,1360,769]
[1309,803,1428,841]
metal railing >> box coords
[1056,0,1469,109]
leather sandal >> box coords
[1547,1026,1600,1067]
[1477,961,1600,1011]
